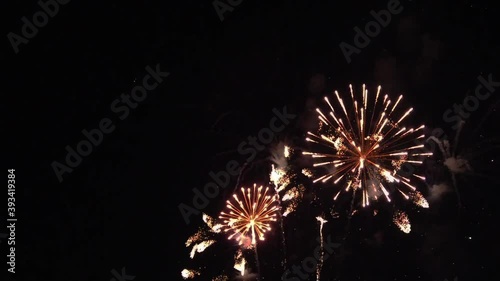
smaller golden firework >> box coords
[219,184,279,247]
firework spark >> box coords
[270,164,290,193]
[270,143,292,170]
[281,185,305,217]
[181,269,200,279]
[212,275,229,281]
[234,250,247,276]
[410,191,429,208]
[301,168,314,178]
[203,213,223,233]
[270,143,293,191]
[185,214,221,258]
[189,240,216,258]
[304,84,431,207]
[219,184,279,247]
[185,228,208,248]
[270,144,303,216]
[393,211,411,233]
[285,145,292,158]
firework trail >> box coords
[270,164,288,270]
[342,187,358,243]
[315,216,328,281]
[254,244,261,281]
[270,144,304,217]
[303,84,431,208]
[270,143,303,270]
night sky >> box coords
[3,0,499,281]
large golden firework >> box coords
[219,184,279,247]
[303,84,432,208]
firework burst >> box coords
[219,184,279,247]
[303,84,432,208]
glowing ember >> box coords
[410,191,429,208]
[282,185,305,216]
[181,269,200,279]
[284,145,292,158]
[203,213,223,233]
[393,211,411,233]
[301,168,314,178]
[270,164,289,192]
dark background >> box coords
[2,0,499,281]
